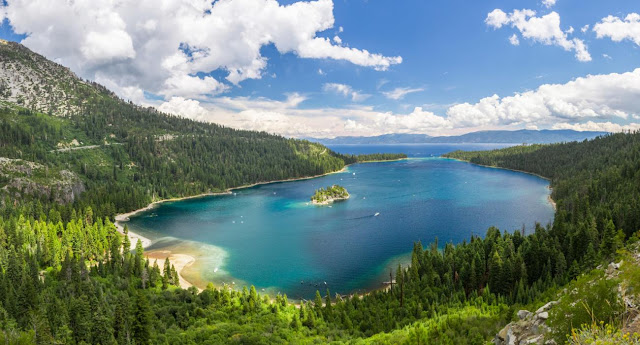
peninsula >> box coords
[311,184,350,205]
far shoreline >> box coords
[114,155,556,292]
[444,157,557,211]
[115,159,407,289]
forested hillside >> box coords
[0,41,374,224]
[1,131,638,344]
[1,40,640,344]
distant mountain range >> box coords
[309,129,608,145]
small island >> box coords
[311,185,350,205]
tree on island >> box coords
[311,185,350,204]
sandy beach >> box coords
[113,165,356,248]
[145,250,200,290]
[113,165,355,288]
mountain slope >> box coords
[0,41,350,220]
[0,39,107,116]
[313,129,607,145]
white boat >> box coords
[374,212,380,216]
[214,267,219,273]
[353,172,356,176]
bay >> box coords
[125,144,554,299]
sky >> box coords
[1,0,640,138]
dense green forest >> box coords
[341,153,407,164]
[2,41,640,344]
[2,131,640,344]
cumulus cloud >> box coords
[486,9,591,61]
[552,121,640,133]
[150,68,640,137]
[372,107,450,132]
[382,87,424,100]
[593,13,640,46]
[541,0,556,8]
[509,34,520,45]
[446,68,640,128]
[158,97,211,121]
[3,0,401,99]
[323,83,370,102]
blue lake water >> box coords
[125,144,554,299]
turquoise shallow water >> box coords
[125,144,554,299]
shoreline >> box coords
[445,157,557,210]
[114,164,359,288]
[114,166,351,248]
[144,251,200,291]
[114,158,410,246]
[115,156,553,294]
[311,195,350,205]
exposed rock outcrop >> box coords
[0,157,85,204]
[494,301,558,345]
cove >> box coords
[124,144,554,299]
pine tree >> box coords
[132,291,151,345]
[122,225,131,253]
[324,288,332,319]
[314,291,323,318]
[134,239,144,277]
[488,250,503,295]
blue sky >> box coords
[1,0,640,137]
[247,0,640,111]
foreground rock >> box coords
[494,301,558,345]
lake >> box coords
[124,144,554,299]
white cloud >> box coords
[4,0,401,100]
[486,9,591,61]
[94,74,149,105]
[376,79,390,90]
[158,97,211,121]
[581,25,589,33]
[603,54,612,60]
[509,34,520,45]
[446,68,640,128]
[333,35,342,44]
[152,68,640,138]
[593,13,640,46]
[81,30,136,63]
[161,74,229,99]
[552,121,640,133]
[372,107,450,132]
[318,68,326,75]
[382,87,424,100]
[323,83,370,102]
[541,0,556,9]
